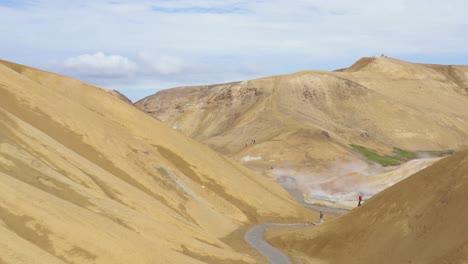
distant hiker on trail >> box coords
[358,193,363,207]
[319,211,324,224]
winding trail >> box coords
[244,188,348,264]
[245,223,311,264]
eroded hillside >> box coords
[0,59,311,264]
[268,148,468,264]
[136,57,468,206]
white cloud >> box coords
[64,52,187,79]
[2,0,468,101]
[64,52,137,77]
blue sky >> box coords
[1,0,468,102]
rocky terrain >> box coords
[136,57,468,206]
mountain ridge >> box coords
[136,57,468,206]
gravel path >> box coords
[245,223,310,264]
[244,188,348,264]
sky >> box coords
[1,0,468,102]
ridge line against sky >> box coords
[1,0,468,101]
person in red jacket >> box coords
[358,193,363,207]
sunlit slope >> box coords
[269,149,468,264]
[0,60,310,264]
[136,57,468,174]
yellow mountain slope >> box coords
[137,57,468,166]
[269,148,468,264]
[0,59,311,264]
[136,57,468,205]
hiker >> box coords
[319,211,324,223]
[358,193,363,207]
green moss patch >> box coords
[350,144,453,167]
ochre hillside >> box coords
[269,149,468,264]
[0,59,311,264]
[136,57,468,205]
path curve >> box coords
[245,223,310,264]
[244,189,348,264]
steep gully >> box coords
[244,188,348,264]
